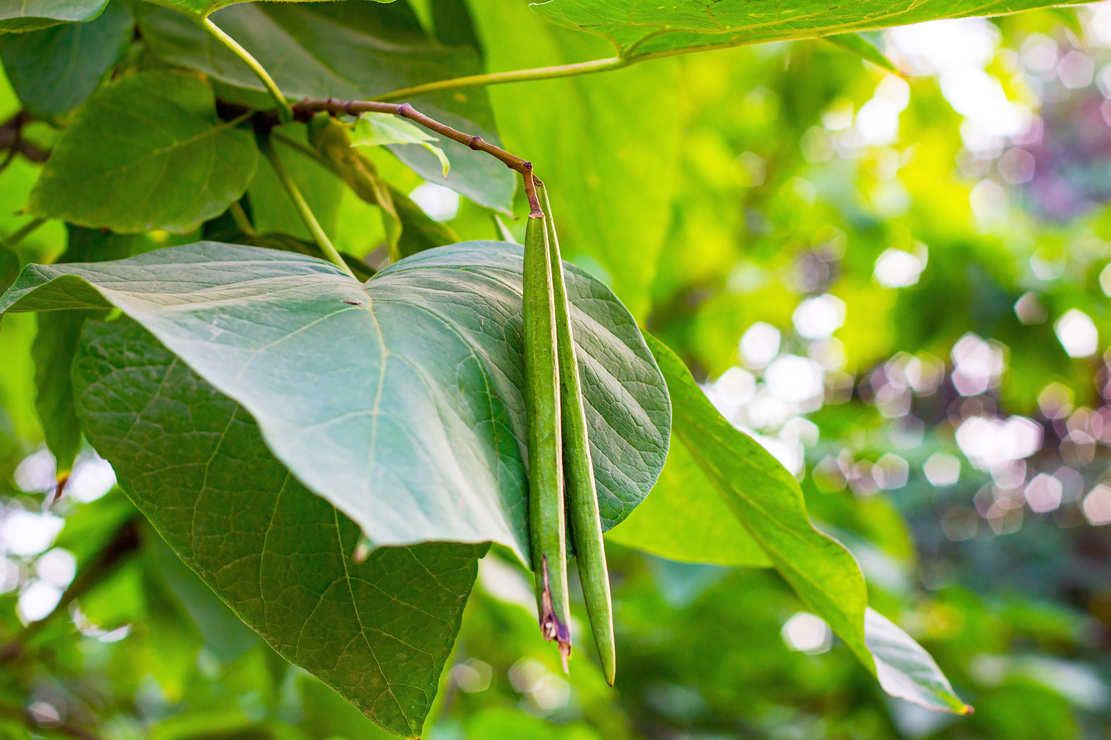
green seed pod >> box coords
[523,210,573,670]
[537,183,616,686]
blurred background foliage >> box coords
[3,0,1111,738]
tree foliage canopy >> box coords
[0,0,1109,738]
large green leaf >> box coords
[470,0,681,317]
[74,318,482,737]
[606,434,770,566]
[137,1,515,212]
[146,530,260,665]
[0,0,133,118]
[0,0,108,33]
[532,0,1101,57]
[32,226,131,476]
[27,71,257,233]
[640,333,971,715]
[1,241,670,564]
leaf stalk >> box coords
[259,135,358,280]
[373,57,628,101]
[202,17,294,123]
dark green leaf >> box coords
[75,317,485,737]
[2,242,671,565]
[642,333,971,714]
[27,71,258,233]
[31,226,131,475]
[31,322,81,472]
[137,1,516,212]
[0,0,108,33]
[0,0,134,118]
[531,0,1101,58]
[146,529,260,664]
[0,245,17,294]
[431,0,482,58]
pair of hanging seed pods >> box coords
[522,182,616,686]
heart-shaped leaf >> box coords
[27,71,258,233]
[0,0,108,33]
[0,0,134,118]
[628,333,971,715]
[137,0,515,212]
[74,317,482,738]
[1,241,670,565]
[532,0,1101,59]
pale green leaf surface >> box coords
[644,333,971,714]
[137,1,515,211]
[0,0,108,33]
[646,332,868,656]
[32,226,131,475]
[75,318,484,737]
[27,71,258,233]
[3,242,671,565]
[353,113,451,178]
[0,0,134,118]
[532,0,1101,57]
[606,434,771,567]
[865,608,973,715]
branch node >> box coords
[288,97,535,206]
[524,168,543,216]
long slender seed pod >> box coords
[537,183,616,686]
[523,210,573,670]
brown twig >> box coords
[282,98,542,214]
[0,110,48,164]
